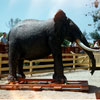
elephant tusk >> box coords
[76,39,100,52]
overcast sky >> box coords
[0,0,98,33]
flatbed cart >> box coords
[0,78,89,92]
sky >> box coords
[0,0,99,34]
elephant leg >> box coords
[49,38,67,83]
[17,59,25,79]
[8,51,18,82]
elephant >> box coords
[8,9,98,83]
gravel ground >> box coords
[0,69,100,99]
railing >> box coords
[93,52,100,68]
[0,53,90,77]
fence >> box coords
[93,52,100,68]
[0,53,91,77]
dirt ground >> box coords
[0,69,100,99]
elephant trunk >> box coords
[75,39,96,75]
[76,39,100,52]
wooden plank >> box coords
[0,61,8,64]
[1,66,89,76]
[96,64,100,67]
[24,64,54,69]
[24,59,54,63]
[0,54,89,64]
[0,53,8,57]
[63,63,89,66]
[0,84,88,88]
[0,67,9,71]
[0,79,89,92]
[1,57,89,65]
[74,67,89,69]
[0,64,89,72]
[24,57,86,63]
[0,53,88,57]
[18,78,88,83]
[24,57,83,63]
[62,53,87,56]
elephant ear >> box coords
[54,9,66,22]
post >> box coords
[70,51,76,70]
[0,54,2,79]
[29,61,33,76]
[73,54,76,70]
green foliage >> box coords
[90,30,100,41]
[91,9,100,41]
[0,32,3,37]
[61,40,70,47]
[83,31,90,40]
[86,8,100,41]
[92,9,100,23]
[7,18,21,29]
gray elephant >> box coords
[8,9,98,83]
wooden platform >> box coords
[0,78,89,92]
